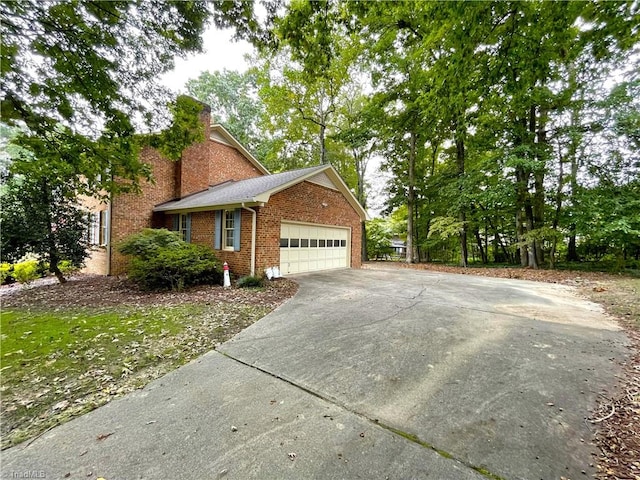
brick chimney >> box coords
[176,98,212,198]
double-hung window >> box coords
[224,210,235,250]
[214,209,240,251]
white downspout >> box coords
[106,197,112,276]
[241,204,257,277]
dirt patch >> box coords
[363,260,628,286]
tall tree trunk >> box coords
[41,179,66,284]
[354,150,368,262]
[566,133,580,262]
[456,134,468,267]
[406,131,416,263]
[549,147,565,269]
[319,123,327,164]
[534,106,548,264]
[474,227,487,264]
[525,202,538,268]
[515,164,529,267]
[361,221,368,263]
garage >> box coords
[280,222,350,274]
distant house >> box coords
[84,101,368,277]
[391,238,406,257]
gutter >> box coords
[241,203,257,277]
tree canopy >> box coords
[214,0,639,270]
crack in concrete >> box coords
[218,350,507,480]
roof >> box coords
[153,164,369,220]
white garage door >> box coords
[280,222,350,274]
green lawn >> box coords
[0,302,270,449]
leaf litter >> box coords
[0,274,297,450]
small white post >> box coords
[223,262,231,288]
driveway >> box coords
[1,268,628,480]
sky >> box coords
[161,27,253,92]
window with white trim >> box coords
[88,211,108,246]
[224,210,235,250]
[99,210,108,246]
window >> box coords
[310,239,318,247]
[301,239,309,247]
[290,238,299,248]
[88,210,108,247]
[280,238,289,248]
[214,209,240,251]
[99,211,108,246]
[224,210,235,250]
[179,214,189,242]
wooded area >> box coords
[189,0,639,271]
[1,0,638,272]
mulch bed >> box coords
[1,274,298,310]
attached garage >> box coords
[280,222,350,274]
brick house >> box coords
[84,103,368,277]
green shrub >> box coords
[0,263,14,284]
[237,275,264,288]
[120,230,222,291]
[13,259,40,284]
[119,228,183,260]
[58,260,79,276]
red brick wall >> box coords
[108,112,266,275]
[254,181,363,275]
[208,141,263,186]
[207,209,253,276]
[109,147,177,275]
[178,110,211,196]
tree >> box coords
[202,0,640,271]
[1,0,211,194]
[185,69,266,156]
[0,128,91,282]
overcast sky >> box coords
[161,27,254,92]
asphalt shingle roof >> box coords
[154,165,327,212]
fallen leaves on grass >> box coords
[0,275,297,450]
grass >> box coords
[0,302,271,449]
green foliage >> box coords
[186,70,264,154]
[366,218,393,259]
[0,127,91,280]
[13,259,40,284]
[428,217,465,241]
[58,259,79,276]
[1,0,210,195]
[118,228,184,260]
[237,275,265,288]
[119,229,222,291]
[0,262,13,284]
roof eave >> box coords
[154,201,265,214]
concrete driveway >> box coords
[1,268,628,480]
